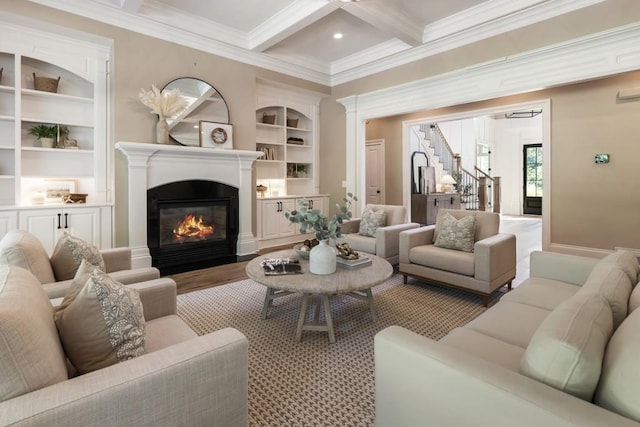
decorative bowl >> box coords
[293,243,310,259]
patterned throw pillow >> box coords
[433,211,476,252]
[50,233,106,281]
[358,207,386,237]
[54,270,145,374]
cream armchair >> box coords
[399,209,516,306]
[340,204,420,265]
[0,267,248,426]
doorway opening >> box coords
[523,144,542,215]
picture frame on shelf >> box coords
[199,121,233,149]
[43,179,76,203]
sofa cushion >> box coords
[520,293,613,401]
[500,277,580,311]
[409,244,474,277]
[598,250,640,285]
[594,305,640,422]
[50,233,106,281]
[440,327,526,372]
[0,266,68,402]
[0,229,55,284]
[577,261,631,329]
[358,206,386,237]
[54,270,145,374]
[433,211,475,253]
[465,300,550,348]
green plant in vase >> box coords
[285,193,358,274]
[28,124,57,148]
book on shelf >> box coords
[336,253,372,269]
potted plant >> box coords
[28,124,57,148]
[285,193,357,275]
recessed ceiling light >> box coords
[333,33,343,39]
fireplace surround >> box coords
[116,142,261,270]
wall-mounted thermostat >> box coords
[595,154,610,164]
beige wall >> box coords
[1,1,329,246]
[363,71,640,251]
[6,1,640,252]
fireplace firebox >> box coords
[147,180,239,275]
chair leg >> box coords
[403,273,408,284]
[482,295,489,307]
[507,281,512,290]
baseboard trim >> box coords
[548,243,612,259]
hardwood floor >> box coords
[168,215,542,294]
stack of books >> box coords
[336,254,372,270]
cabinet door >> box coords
[261,199,295,239]
[0,211,18,238]
[18,208,61,255]
[63,207,102,249]
[19,207,103,255]
[426,195,439,225]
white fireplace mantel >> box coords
[116,141,262,269]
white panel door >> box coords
[365,140,385,205]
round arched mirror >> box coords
[161,77,229,146]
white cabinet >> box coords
[0,211,17,236]
[256,195,329,250]
[257,199,296,241]
[0,16,113,250]
[18,205,112,255]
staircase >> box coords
[417,124,498,212]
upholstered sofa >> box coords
[375,250,640,426]
[341,204,419,265]
[399,209,516,306]
[0,229,160,298]
[0,265,248,426]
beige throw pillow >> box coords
[55,270,145,374]
[433,211,476,253]
[520,293,613,401]
[50,233,106,281]
[0,229,55,284]
[358,207,386,237]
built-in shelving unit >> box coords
[254,81,326,249]
[0,16,113,252]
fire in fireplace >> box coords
[148,180,239,275]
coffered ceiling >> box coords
[27,0,606,86]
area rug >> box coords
[177,274,498,426]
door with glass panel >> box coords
[523,144,542,215]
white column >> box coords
[236,154,258,255]
[116,143,157,268]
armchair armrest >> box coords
[474,233,516,283]
[375,222,420,260]
[340,218,361,234]
[529,250,599,286]
[375,326,638,427]
[399,226,434,264]
[100,247,132,272]
[127,278,177,320]
[0,328,248,427]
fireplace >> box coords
[148,180,239,275]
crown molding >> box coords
[339,22,640,118]
[342,1,423,46]
[26,0,612,87]
[330,0,606,85]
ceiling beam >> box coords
[108,0,144,13]
[342,1,423,47]
[249,1,338,52]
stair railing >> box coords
[454,168,479,211]
[419,124,455,174]
[475,166,501,212]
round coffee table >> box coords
[246,249,393,343]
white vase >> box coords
[309,239,336,275]
[156,116,170,144]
